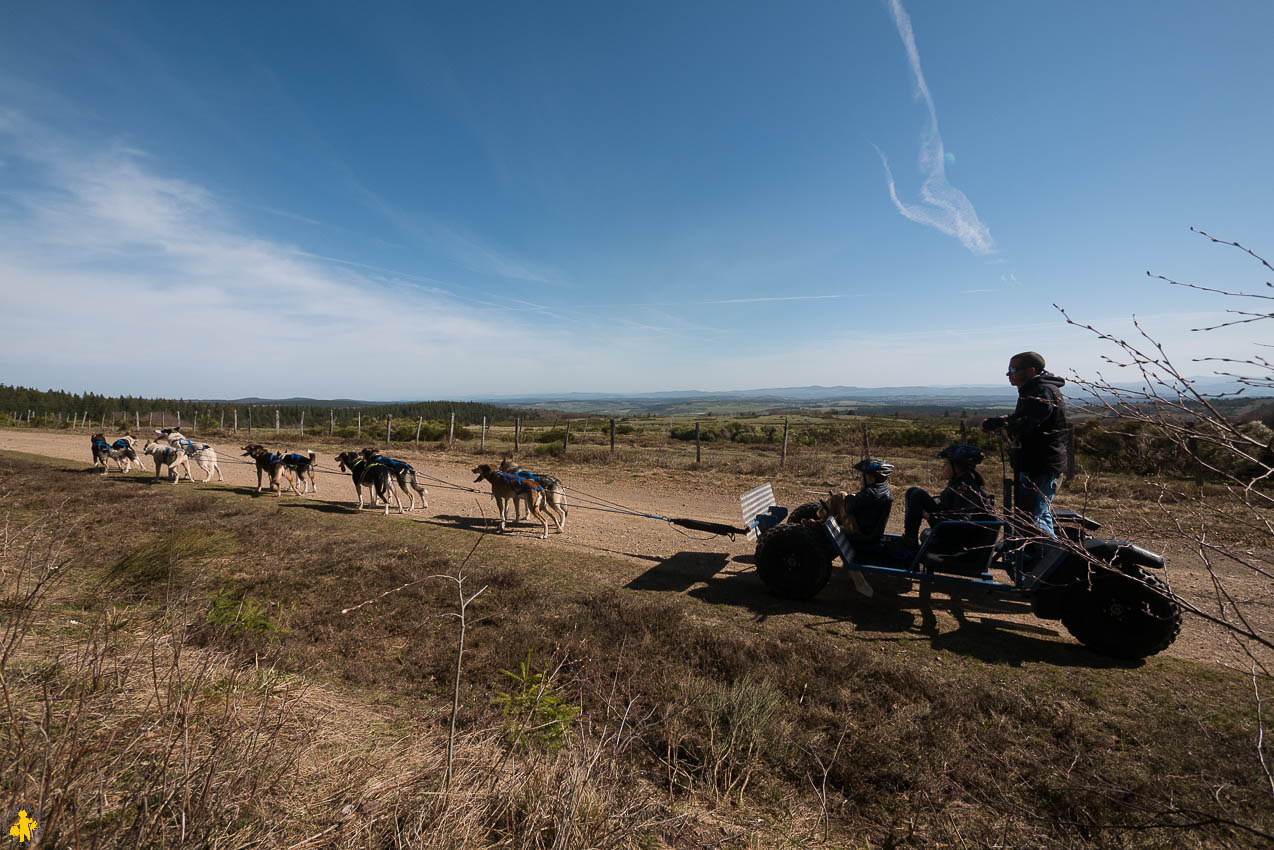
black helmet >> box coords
[852,458,894,478]
[938,443,984,465]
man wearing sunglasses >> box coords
[981,351,1068,535]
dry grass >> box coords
[1,451,1272,848]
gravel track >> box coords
[4,428,1265,669]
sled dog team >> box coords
[92,429,222,482]
[89,432,566,537]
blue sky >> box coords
[1,1,1270,399]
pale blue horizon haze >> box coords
[1,1,1271,400]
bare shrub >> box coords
[1058,227,1274,812]
[0,498,305,847]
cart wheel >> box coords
[786,502,822,525]
[756,523,833,600]
[1061,569,1182,659]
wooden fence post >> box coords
[386,415,392,446]
[149,411,154,428]
[695,421,701,464]
[861,422,871,460]
[448,411,454,447]
[610,418,616,455]
[357,411,361,439]
[416,416,423,446]
[220,409,225,431]
[1188,437,1203,486]
[233,409,238,434]
[780,416,789,469]
[514,418,520,453]
[275,409,280,434]
[300,410,305,436]
[177,411,181,431]
[563,420,570,453]
[481,416,487,451]
[329,409,334,437]
[247,407,252,436]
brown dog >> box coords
[497,457,567,528]
[472,463,565,538]
[241,444,294,496]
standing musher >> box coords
[981,351,1068,536]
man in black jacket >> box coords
[982,351,1068,535]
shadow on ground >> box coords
[625,551,1137,669]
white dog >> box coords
[143,441,192,484]
[156,429,223,482]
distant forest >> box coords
[0,384,532,426]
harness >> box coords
[372,455,413,475]
[176,438,208,453]
[111,438,130,451]
[494,470,544,493]
[350,458,385,484]
[281,453,311,469]
[92,438,110,453]
[265,452,284,466]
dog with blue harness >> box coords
[472,462,565,538]
[498,457,568,528]
[280,450,319,494]
[90,433,143,474]
[156,429,223,482]
[143,440,192,483]
[336,451,403,515]
[359,448,428,511]
[241,444,293,496]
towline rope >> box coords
[138,446,748,538]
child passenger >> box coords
[902,444,994,549]
[826,458,895,549]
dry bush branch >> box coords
[1057,226,1274,830]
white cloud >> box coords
[877,0,995,255]
[0,114,593,398]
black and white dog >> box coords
[359,448,427,511]
[91,433,143,474]
[156,429,223,482]
[335,451,403,515]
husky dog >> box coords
[472,463,565,539]
[241,444,292,495]
[156,429,223,482]
[280,450,319,494]
[143,441,192,483]
[335,451,403,516]
[359,448,427,511]
[498,457,568,530]
[91,434,143,474]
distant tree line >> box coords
[0,384,531,426]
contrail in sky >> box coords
[878,0,994,255]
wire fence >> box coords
[1,406,1024,480]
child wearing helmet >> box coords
[825,458,895,548]
[901,444,994,548]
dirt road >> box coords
[3,428,1265,669]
